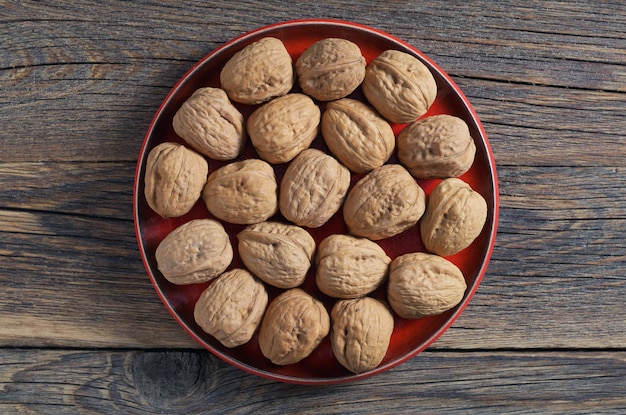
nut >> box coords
[172,87,246,161]
[279,148,350,228]
[144,142,208,219]
[387,252,467,319]
[258,288,330,365]
[295,38,366,101]
[155,219,233,285]
[202,158,277,225]
[331,297,394,374]
[316,234,391,299]
[247,93,321,164]
[321,98,395,173]
[397,114,476,179]
[237,221,315,289]
[193,268,268,348]
[420,178,487,256]
[343,164,426,240]
[220,37,294,105]
[362,49,437,124]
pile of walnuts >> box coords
[144,36,487,374]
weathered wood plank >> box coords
[1,349,625,414]
[1,162,625,348]
[1,1,623,163]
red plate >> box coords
[133,19,498,384]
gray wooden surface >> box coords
[1,1,625,413]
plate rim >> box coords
[133,18,499,385]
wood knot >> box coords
[131,351,214,407]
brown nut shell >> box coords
[144,142,208,219]
[331,297,394,374]
[398,114,476,179]
[193,268,268,348]
[237,221,315,289]
[316,234,391,299]
[220,37,294,105]
[155,219,232,285]
[388,252,467,319]
[295,38,366,101]
[258,288,330,365]
[202,158,277,225]
[247,93,321,164]
[420,178,488,256]
[343,164,426,240]
[322,98,395,174]
[362,49,437,124]
[172,87,246,161]
[280,148,350,228]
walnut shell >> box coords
[387,252,467,319]
[247,93,321,164]
[420,178,488,256]
[202,158,277,225]
[220,37,294,105]
[331,297,394,374]
[343,164,426,240]
[295,38,366,101]
[398,114,476,179]
[144,142,208,219]
[155,219,233,285]
[172,87,246,161]
[279,148,350,228]
[237,221,315,289]
[362,49,437,124]
[193,268,268,348]
[316,234,391,299]
[258,288,330,365]
[321,98,395,174]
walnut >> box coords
[258,288,330,365]
[343,164,426,240]
[237,221,315,289]
[155,219,232,285]
[279,148,350,228]
[295,38,366,101]
[144,142,208,219]
[321,98,395,173]
[202,158,277,225]
[247,93,321,164]
[387,252,467,319]
[172,87,246,161]
[316,234,391,299]
[220,37,294,105]
[193,268,268,348]
[362,49,437,124]
[398,114,476,179]
[420,178,488,256]
[331,297,394,374]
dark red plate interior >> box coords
[133,19,499,385]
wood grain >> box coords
[1,349,625,414]
[1,0,626,412]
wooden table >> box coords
[2,1,625,413]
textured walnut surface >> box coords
[388,252,467,319]
[144,142,208,219]
[172,87,246,161]
[322,98,395,174]
[237,221,315,289]
[296,38,366,101]
[193,268,268,348]
[279,148,350,228]
[220,37,294,105]
[258,289,330,365]
[343,164,426,240]
[155,219,233,285]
